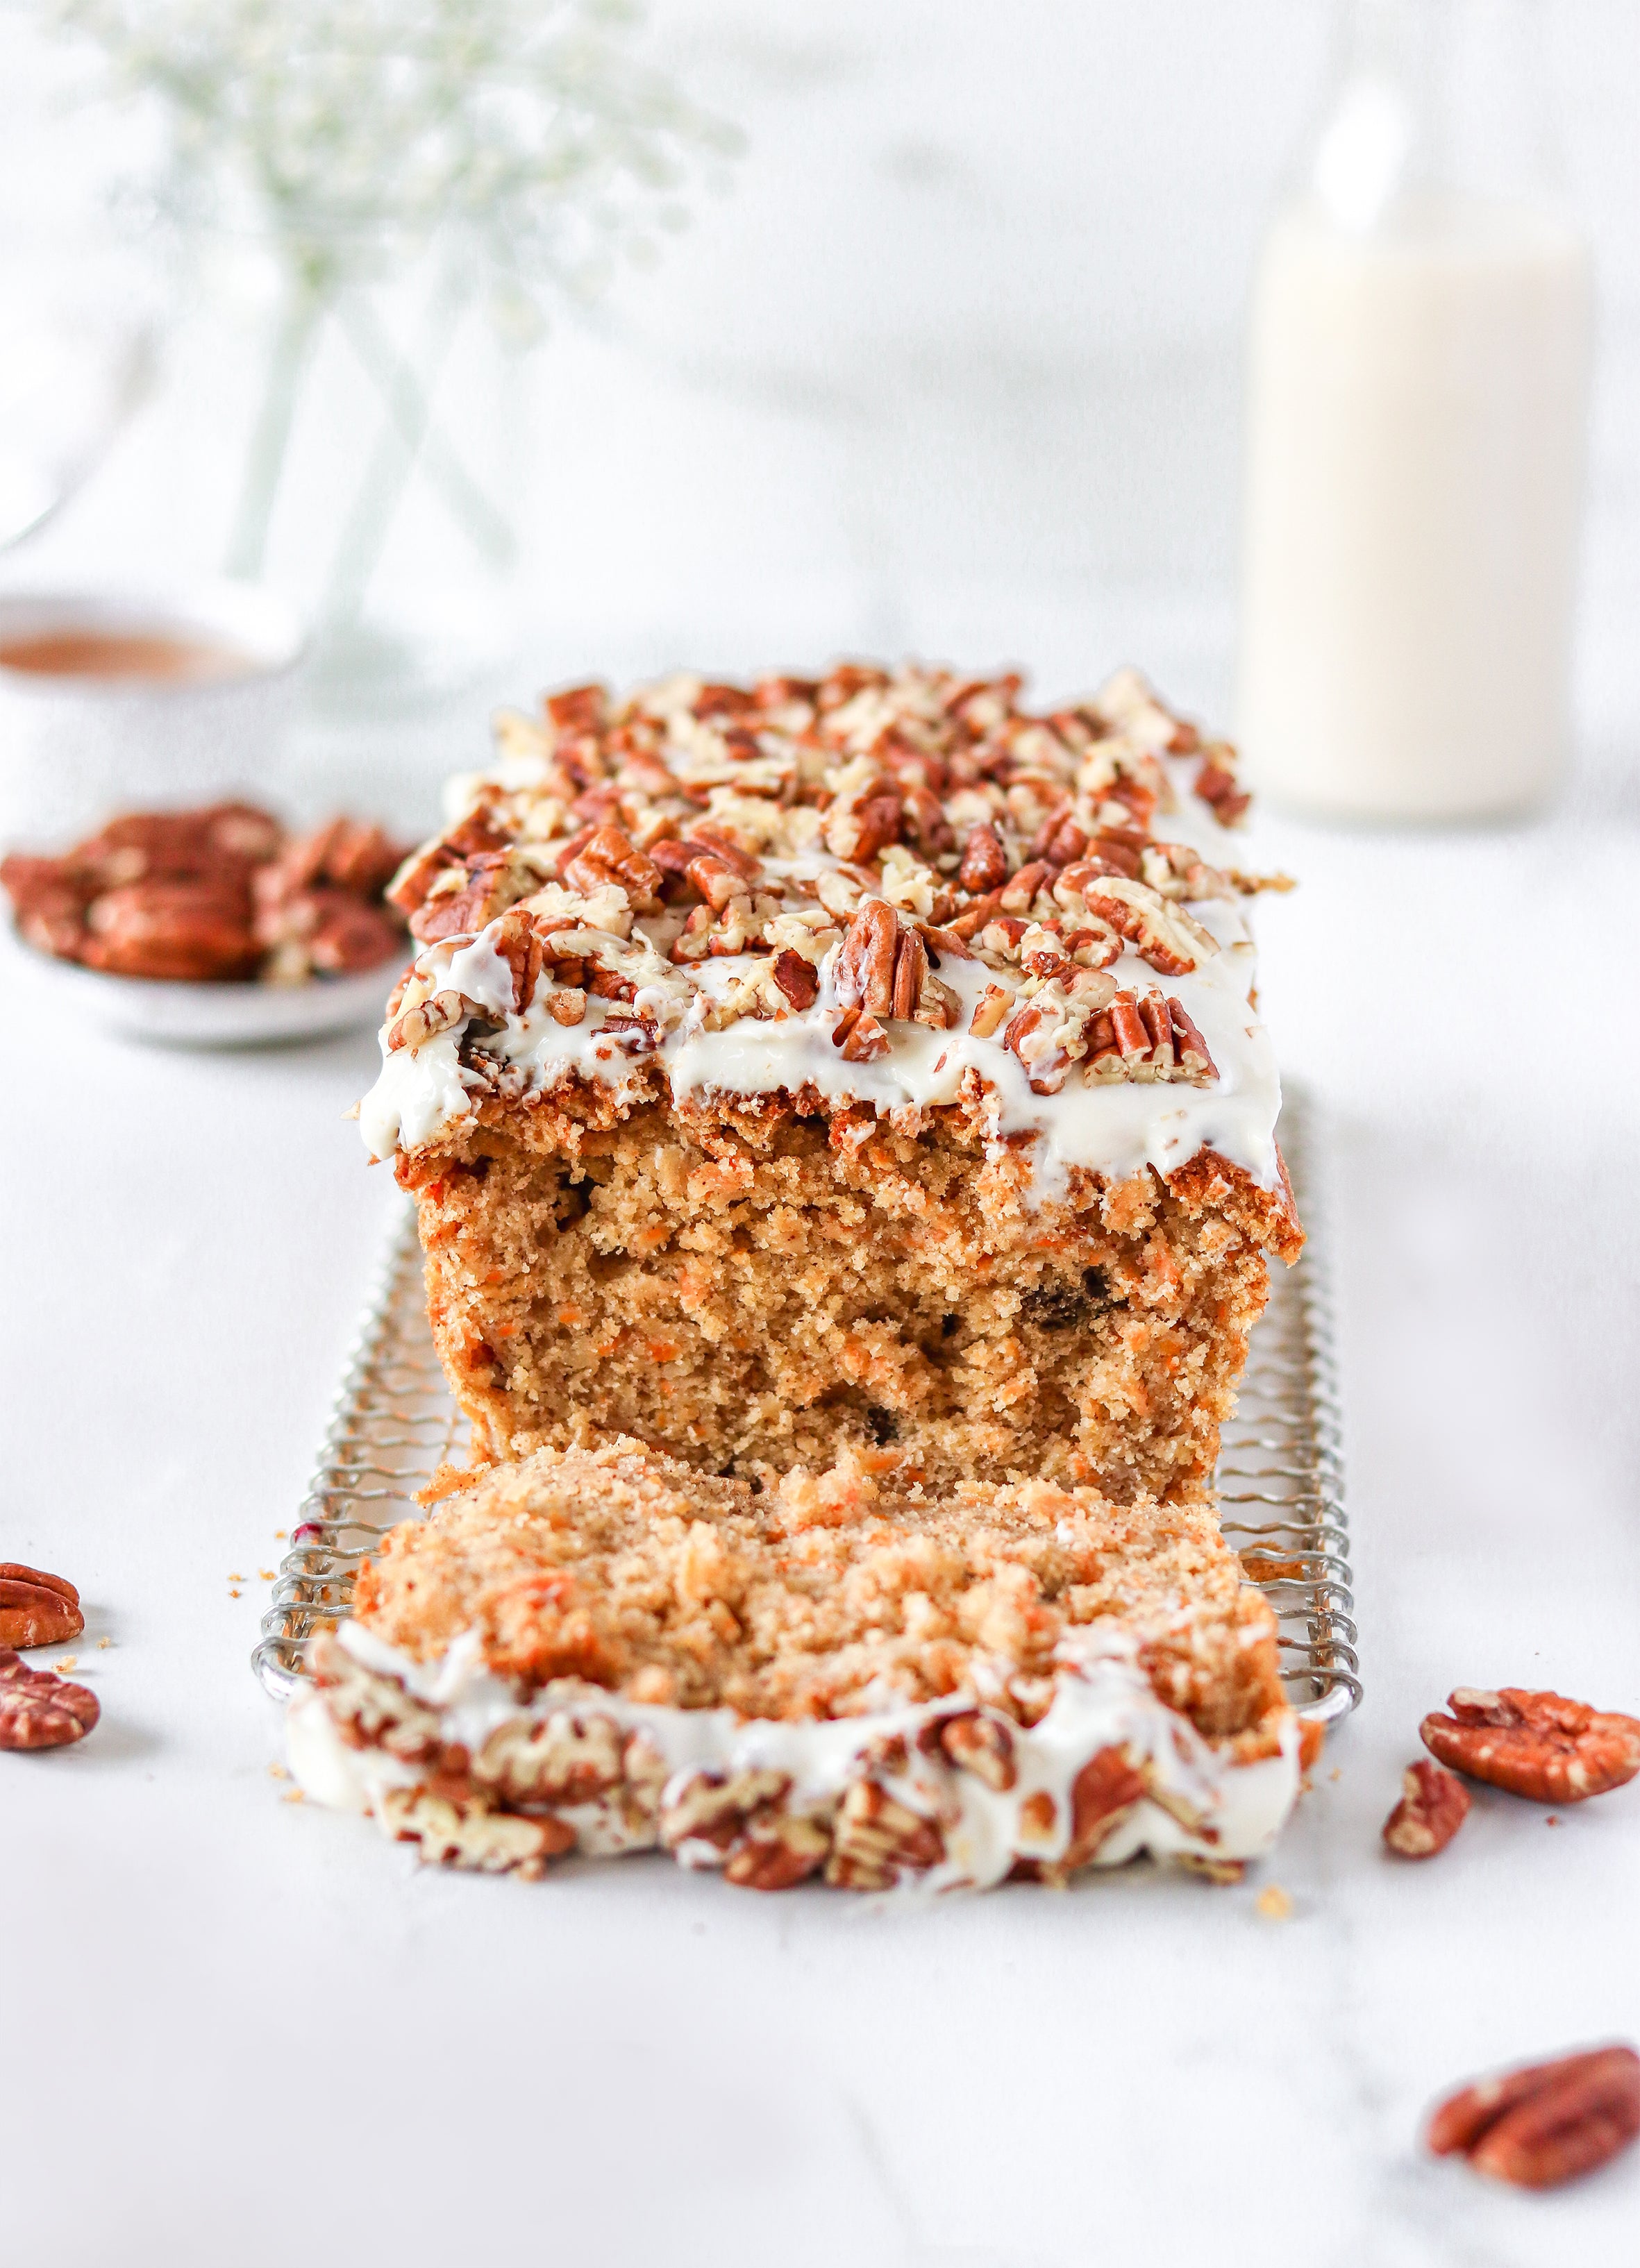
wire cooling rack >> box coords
[253,1091,1359,1723]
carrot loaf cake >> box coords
[358,662,1300,1502]
[287,1438,1305,1890]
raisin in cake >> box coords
[359,663,1300,1502]
[287,1438,1306,1890]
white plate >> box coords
[2,925,403,1048]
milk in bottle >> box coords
[1237,0,1592,821]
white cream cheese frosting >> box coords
[289,1617,1302,1894]
[358,662,1287,1202]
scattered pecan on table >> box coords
[1421,1687,1640,1805]
[0,1648,101,1751]
[1382,1758,1471,1858]
[1429,2045,1640,2190]
[0,1563,83,1650]
[1,802,412,985]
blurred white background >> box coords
[4,0,1637,733]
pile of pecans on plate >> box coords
[0,803,411,984]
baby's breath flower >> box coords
[44,0,741,319]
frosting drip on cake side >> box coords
[356,663,1289,1199]
[287,1618,1301,1892]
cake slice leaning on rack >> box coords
[355,661,1300,1506]
[287,1438,1312,1891]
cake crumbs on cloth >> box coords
[1255,1884,1294,1922]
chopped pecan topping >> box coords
[1167,998,1219,1083]
[826,1776,944,1890]
[723,1807,832,1890]
[831,1005,890,1062]
[474,1709,624,1806]
[1194,748,1250,826]
[560,823,664,913]
[999,858,1053,914]
[352,660,1273,1124]
[387,989,469,1054]
[835,901,957,1030]
[545,682,608,736]
[937,1711,1016,1792]
[658,1767,793,1858]
[957,822,1009,893]
[969,982,1013,1039]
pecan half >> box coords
[308,1631,444,1764]
[660,1767,792,1859]
[1,855,92,957]
[1062,1745,1146,1868]
[1383,1759,1471,1858]
[1428,2045,1640,2189]
[770,949,819,1011]
[82,879,260,981]
[474,1709,624,1807]
[378,1782,576,1879]
[1421,1688,1640,1804]
[0,1565,84,1650]
[1168,998,1219,1083]
[723,1808,832,1891]
[0,1647,100,1749]
[261,889,404,976]
[826,1776,944,1890]
[835,900,899,1015]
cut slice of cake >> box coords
[357,662,1300,1504]
[287,1438,1308,1891]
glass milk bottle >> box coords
[1237,0,1593,820]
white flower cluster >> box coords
[45,0,742,324]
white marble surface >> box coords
[3,6,1640,2260]
[2,741,1639,2268]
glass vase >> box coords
[225,228,530,717]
